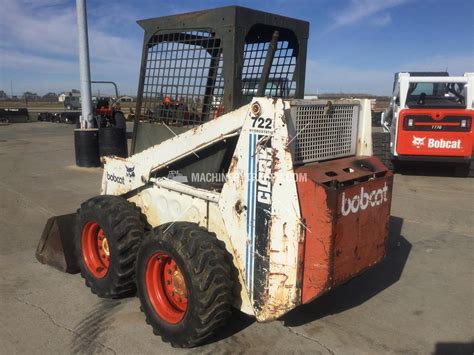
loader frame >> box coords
[101,97,377,320]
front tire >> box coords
[136,222,233,348]
[75,195,146,298]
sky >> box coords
[0,0,473,96]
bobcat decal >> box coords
[412,136,426,148]
[125,165,135,178]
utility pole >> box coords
[74,0,101,168]
[76,0,93,128]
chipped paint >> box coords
[296,156,393,304]
[98,97,381,322]
[219,98,302,321]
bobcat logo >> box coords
[412,136,426,148]
[125,165,135,178]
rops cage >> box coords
[132,6,309,153]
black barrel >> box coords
[74,129,100,167]
[99,127,128,158]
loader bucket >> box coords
[35,213,80,274]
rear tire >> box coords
[75,195,146,298]
[136,222,233,348]
[372,131,394,171]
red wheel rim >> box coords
[81,221,110,278]
[145,252,188,324]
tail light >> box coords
[457,117,471,130]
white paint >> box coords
[427,138,462,149]
[412,136,426,148]
[341,183,389,216]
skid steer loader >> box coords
[36,6,393,348]
[374,71,474,175]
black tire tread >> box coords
[454,158,474,177]
[76,195,146,298]
[137,222,233,348]
[372,131,394,171]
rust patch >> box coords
[295,158,393,304]
[270,148,281,175]
[323,100,333,115]
[237,172,245,188]
[269,272,289,282]
[228,155,239,173]
[234,200,246,215]
[283,137,291,152]
[251,102,262,117]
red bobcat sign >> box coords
[396,109,473,157]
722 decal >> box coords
[251,117,272,129]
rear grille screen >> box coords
[290,103,359,164]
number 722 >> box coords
[251,117,272,129]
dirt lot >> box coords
[1,122,473,354]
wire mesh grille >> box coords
[291,103,359,164]
[140,30,224,126]
[242,40,297,99]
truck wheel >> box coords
[75,195,146,298]
[372,131,394,171]
[136,222,233,348]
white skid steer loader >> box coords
[36,7,393,348]
[81,97,392,347]
[374,71,473,175]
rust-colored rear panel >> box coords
[296,156,393,304]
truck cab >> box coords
[64,95,81,110]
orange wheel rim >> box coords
[145,252,188,324]
[81,221,110,278]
